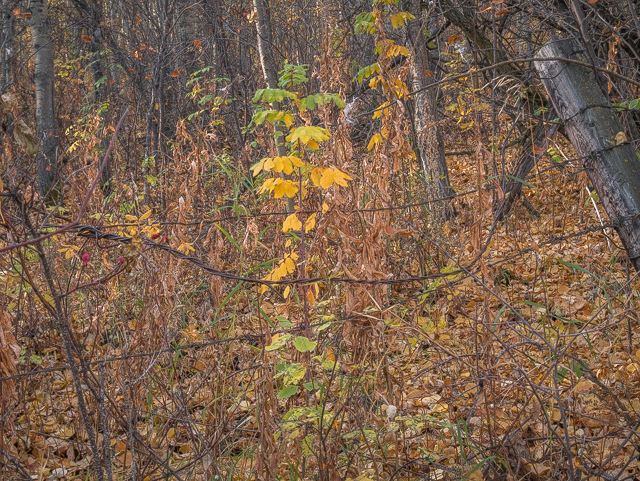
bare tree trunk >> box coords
[495,108,561,219]
[252,0,294,212]
[1,0,16,92]
[536,38,640,271]
[72,0,112,196]
[28,0,57,200]
[406,0,454,225]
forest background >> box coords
[1,0,640,480]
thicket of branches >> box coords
[1,0,640,480]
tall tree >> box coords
[406,0,454,223]
[28,0,57,199]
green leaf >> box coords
[629,98,639,110]
[253,88,297,104]
[355,63,379,83]
[556,367,568,383]
[278,385,299,399]
[276,315,295,328]
[505,174,536,189]
[265,334,292,351]
[294,336,317,352]
[570,360,586,379]
[556,259,603,281]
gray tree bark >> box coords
[535,38,640,271]
[28,0,57,200]
[1,0,16,91]
[72,0,113,196]
[496,109,561,219]
[406,0,454,224]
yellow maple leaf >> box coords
[283,213,302,232]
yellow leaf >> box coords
[283,113,294,127]
[310,168,323,187]
[290,156,305,168]
[283,213,302,232]
[177,243,195,255]
[283,180,299,198]
[273,179,298,198]
[125,215,137,221]
[322,202,329,214]
[332,168,352,187]
[258,284,269,294]
[367,133,383,150]
[264,157,275,172]
[251,158,267,176]
[305,213,316,232]
[286,126,330,145]
[372,102,389,120]
[272,157,284,173]
[320,169,335,189]
[284,256,295,273]
[275,262,288,279]
[307,140,319,150]
[139,209,152,221]
[306,289,315,306]
[257,178,274,195]
[283,286,291,298]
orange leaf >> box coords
[128,68,136,73]
[140,44,147,50]
[170,69,180,77]
[495,8,510,15]
[448,35,461,45]
[81,35,93,42]
[533,145,546,155]
[145,74,153,79]
[193,40,202,47]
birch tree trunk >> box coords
[535,38,640,271]
[406,0,454,224]
[28,0,57,200]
